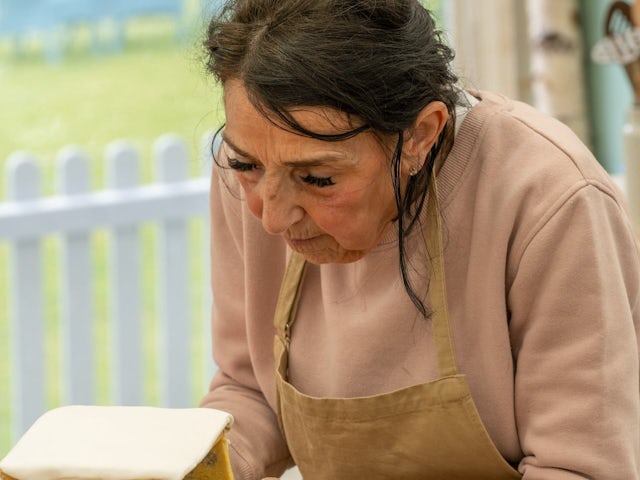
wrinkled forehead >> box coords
[220,80,400,167]
[223,79,366,137]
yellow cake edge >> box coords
[0,432,233,480]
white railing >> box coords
[0,133,217,452]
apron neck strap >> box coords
[274,252,307,347]
[273,174,458,377]
[424,174,457,377]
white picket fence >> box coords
[0,133,219,451]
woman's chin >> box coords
[286,235,366,264]
[299,248,366,265]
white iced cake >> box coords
[0,405,234,480]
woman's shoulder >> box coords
[470,91,616,191]
[445,90,625,215]
[441,91,634,280]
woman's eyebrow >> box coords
[222,133,355,168]
[221,134,258,162]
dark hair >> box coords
[204,0,460,317]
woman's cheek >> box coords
[246,192,263,220]
[238,177,264,219]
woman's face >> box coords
[222,80,400,264]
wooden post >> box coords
[57,147,95,406]
[526,0,592,144]
[105,141,144,406]
[155,134,191,407]
[441,0,522,99]
[6,153,45,440]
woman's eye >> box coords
[228,158,258,172]
[300,174,335,188]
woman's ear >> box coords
[401,101,449,176]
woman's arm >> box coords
[509,181,640,479]
[200,164,292,480]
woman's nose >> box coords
[259,175,304,235]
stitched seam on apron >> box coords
[280,396,473,422]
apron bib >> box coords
[273,176,522,480]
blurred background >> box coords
[0,0,222,200]
[0,0,638,459]
[1,0,636,186]
[438,0,638,175]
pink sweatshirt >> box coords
[200,91,640,480]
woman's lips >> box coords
[286,235,323,252]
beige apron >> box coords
[273,176,522,480]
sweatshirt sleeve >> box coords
[508,181,640,479]
[199,165,292,480]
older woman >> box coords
[199,1,640,479]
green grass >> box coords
[0,18,223,198]
[0,13,224,457]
